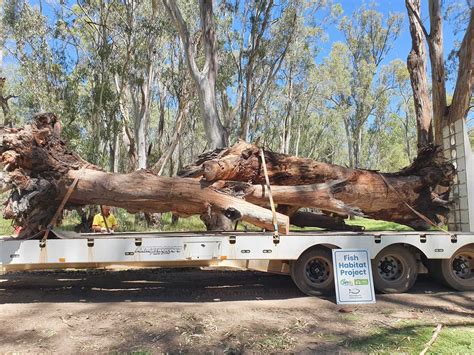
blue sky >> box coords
[317,1,461,91]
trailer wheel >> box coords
[372,245,418,294]
[431,245,473,291]
[290,247,334,296]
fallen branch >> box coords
[420,324,443,355]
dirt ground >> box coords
[0,267,472,353]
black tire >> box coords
[290,247,334,296]
[372,245,418,294]
[430,245,473,291]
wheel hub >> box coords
[378,256,402,281]
[452,254,472,280]
[305,258,330,284]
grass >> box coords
[225,325,296,352]
[346,217,412,231]
[346,322,474,354]
[289,217,412,232]
[429,326,474,353]
[0,217,14,236]
[53,209,207,233]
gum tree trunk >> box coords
[180,141,454,230]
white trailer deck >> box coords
[1,230,471,269]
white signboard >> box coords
[332,249,376,304]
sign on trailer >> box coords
[332,249,376,304]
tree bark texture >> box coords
[405,0,434,150]
[0,77,17,127]
[162,0,228,149]
[446,6,474,125]
[427,0,447,145]
[406,1,473,147]
[180,141,455,230]
[0,115,456,237]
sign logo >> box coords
[340,279,353,286]
[332,249,376,304]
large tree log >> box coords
[0,114,289,238]
[181,141,455,229]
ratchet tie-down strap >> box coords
[259,148,280,244]
[41,164,89,244]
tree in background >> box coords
[336,5,402,168]
[162,0,228,149]
[406,0,473,149]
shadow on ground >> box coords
[0,268,471,306]
[0,268,305,303]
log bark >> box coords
[0,115,455,235]
[182,141,455,230]
[0,114,288,238]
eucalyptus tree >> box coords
[70,0,120,167]
[390,59,417,161]
[324,6,402,168]
[221,0,306,142]
[110,0,163,170]
[162,0,228,149]
[405,0,473,148]
[2,0,68,115]
[362,61,413,171]
[151,39,197,175]
[0,77,17,126]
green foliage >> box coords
[56,210,206,233]
[0,216,14,235]
[0,213,410,236]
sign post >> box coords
[332,249,376,304]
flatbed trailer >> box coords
[0,229,472,294]
[0,120,473,295]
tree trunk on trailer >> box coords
[180,141,454,230]
[0,114,288,238]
